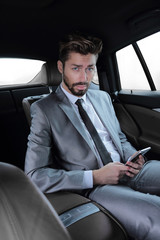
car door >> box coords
[111,31,160,160]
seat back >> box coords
[22,61,62,125]
[0,162,71,240]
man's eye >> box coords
[72,67,79,71]
[87,67,94,72]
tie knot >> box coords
[75,99,83,107]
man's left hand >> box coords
[125,155,145,178]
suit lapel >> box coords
[87,91,123,156]
[87,91,111,131]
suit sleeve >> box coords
[25,102,91,193]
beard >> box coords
[63,74,90,96]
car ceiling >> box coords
[0,0,160,61]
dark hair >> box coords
[59,33,103,63]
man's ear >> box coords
[57,60,63,74]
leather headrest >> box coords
[44,61,62,86]
[30,61,62,86]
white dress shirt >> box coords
[61,85,121,188]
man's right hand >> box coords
[93,162,129,185]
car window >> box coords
[116,31,160,90]
[92,67,99,85]
[137,32,160,90]
[0,58,99,87]
[0,58,45,86]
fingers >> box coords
[126,166,139,176]
[125,159,144,178]
[126,161,139,169]
[94,162,129,185]
[137,155,145,166]
[126,157,144,170]
[125,171,135,178]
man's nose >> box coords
[80,69,88,81]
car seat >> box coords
[0,162,71,240]
[22,61,129,240]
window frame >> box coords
[132,43,156,91]
[115,32,160,92]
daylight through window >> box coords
[0,59,45,86]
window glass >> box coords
[0,58,45,86]
[137,32,160,90]
[92,67,99,84]
[116,45,150,90]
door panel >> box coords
[113,103,140,148]
[0,85,49,169]
[123,104,160,153]
[114,90,160,159]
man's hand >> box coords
[125,155,145,178]
[93,162,129,185]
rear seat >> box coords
[22,61,61,125]
[22,61,129,240]
[0,162,71,240]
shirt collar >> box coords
[61,84,86,104]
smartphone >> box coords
[127,147,151,163]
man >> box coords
[25,33,160,240]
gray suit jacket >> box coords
[25,87,136,193]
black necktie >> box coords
[75,99,112,165]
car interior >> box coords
[0,0,160,239]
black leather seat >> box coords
[22,62,129,240]
[22,61,61,125]
[0,162,71,240]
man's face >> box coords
[57,52,97,97]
